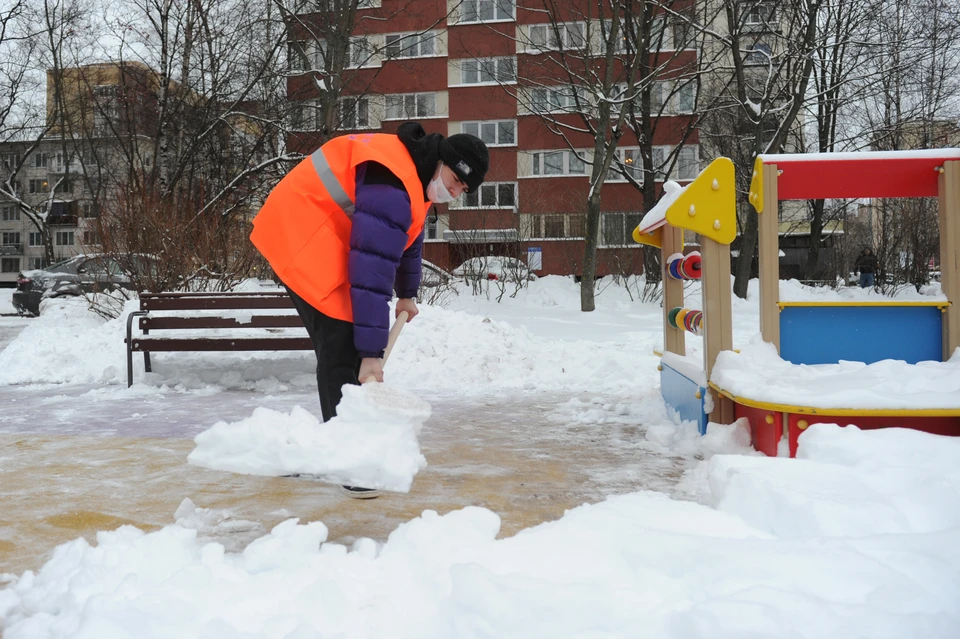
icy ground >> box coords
[1,280,959,638]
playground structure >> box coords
[635,149,960,456]
[633,158,738,434]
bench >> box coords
[124,291,312,387]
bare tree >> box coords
[699,0,823,299]
[502,0,711,311]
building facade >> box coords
[286,0,700,277]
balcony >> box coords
[0,243,23,256]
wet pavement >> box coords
[0,313,696,578]
[0,384,692,577]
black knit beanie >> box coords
[438,134,489,192]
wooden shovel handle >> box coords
[362,310,409,383]
[382,310,409,367]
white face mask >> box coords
[427,163,456,204]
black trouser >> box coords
[284,284,361,422]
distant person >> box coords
[250,122,488,498]
[854,247,878,288]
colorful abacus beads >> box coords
[668,307,704,335]
[666,252,703,280]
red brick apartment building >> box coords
[286,0,699,277]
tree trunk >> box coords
[580,195,601,312]
[733,203,757,298]
[804,199,825,280]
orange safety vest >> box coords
[250,133,429,322]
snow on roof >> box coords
[637,180,685,234]
[759,149,960,163]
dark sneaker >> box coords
[339,485,381,499]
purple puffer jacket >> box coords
[349,163,424,358]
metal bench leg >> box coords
[144,351,152,373]
[125,311,148,387]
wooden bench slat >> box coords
[141,297,296,311]
[140,316,304,330]
[126,290,314,386]
[130,337,314,352]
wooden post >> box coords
[939,160,960,359]
[758,162,781,351]
[701,237,735,424]
[662,224,686,356]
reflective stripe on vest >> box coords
[311,147,356,217]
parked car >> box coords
[451,256,537,283]
[420,259,453,288]
[13,254,155,316]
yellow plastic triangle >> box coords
[663,157,737,245]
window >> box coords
[674,82,696,113]
[55,231,74,246]
[530,150,587,176]
[29,257,44,270]
[459,0,514,23]
[81,202,99,218]
[744,42,772,66]
[93,85,118,131]
[1,205,19,221]
[652,145,699,181]
[462,120,515,146]
[676,146,699,180]
[29,232,43,246]
[288,40,307,71]
[54,179,72,193]
[456,182,516,209]
[34,153,48,168]
[340,96,371,129]
[1,153,19,170]
[528,22,586,51]
[605,148,643,183]
[602,212,642,246]
[530,85,586,113]
[1,257,19,273]
[348,36,376,68]
[385,31,437,58]
[459,57,515,84]
[425,213,438,240]
[28,179,48,194]
[384,92,436,120]
[744,2,776,27]
[83,230,100,245]
[2,232,20,247]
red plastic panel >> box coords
[789,413,960,457]
[766,156,952,200]
[734,402,781,457]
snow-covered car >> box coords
[12,254,157,316]
[451,256,537,283]
[420,259,453,288]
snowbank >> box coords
[2,424,958,638]
[0,289,15,315]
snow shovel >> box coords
[338,310,431,424]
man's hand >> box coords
[359,357,384,383]
[396,297,418,322]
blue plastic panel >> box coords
[660,362,708,435]
[780,304,943,365]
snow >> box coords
[759,148,960,162]
[637,179,684,234]
[0,288,15,315]
[712,336,960,410]
[188,383,431,492]
[2,276,960,637]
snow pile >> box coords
[712,335,960,410]
[188,383,431,492]
[0,280,655,395]
[0,297,130,385]
[779,277,947,302]
[3,424,959,638]
[0,289,15,315]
